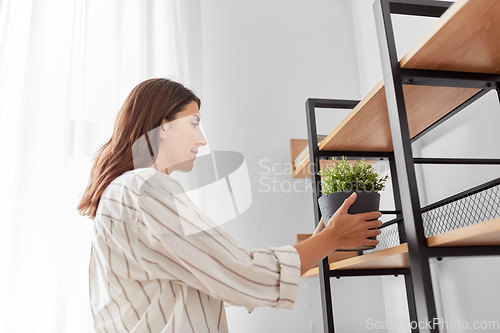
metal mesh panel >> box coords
[363,179,500,254]
[423,184,500,237]
[364,222,401,254]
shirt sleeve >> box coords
[130,170,301,314]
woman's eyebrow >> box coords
[192,114,200,122]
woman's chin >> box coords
[176,159,195,173]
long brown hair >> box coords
[77,78,201,220]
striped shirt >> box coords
[89,167,301,333]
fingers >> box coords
[362,238,379,246]
[366,219,383,229]
[360,211,383,221]
[367,228,382,237]
[336,192,357,215]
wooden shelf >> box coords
[291,0,500,178]
[302,244,408,278]
[427,217,500,247]
[400,0,500,74]
[301,218,500,278]
[318,83,479,153]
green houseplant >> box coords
[317,156,389,251]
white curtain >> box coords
[0,1,202,332]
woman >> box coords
[77,78,382,333]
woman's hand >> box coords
[324,192,382,250]
[293,192,382,276]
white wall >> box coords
[199,1,389,332]
[350,1,500,332]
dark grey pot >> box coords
[318,190,380,251]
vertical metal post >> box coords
[391,151,418,330]
[373,1,439,332]
[306,99,335,333]
[404,273,420,333]
[388,156,406,244]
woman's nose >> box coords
[198,130,208,146]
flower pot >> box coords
[318,190,380,251]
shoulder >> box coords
[96,168,187,223]
[113,168,186,200]
[96,168,173,220]
[95,171,141,222]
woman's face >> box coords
[157,100,207,174]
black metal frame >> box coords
[305,1,500,332]
[307,99,416,333]
[306,99,361,333]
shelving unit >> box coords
[297,1,500,332]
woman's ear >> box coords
[158,120,169,140]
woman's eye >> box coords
[192,122,199,128]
